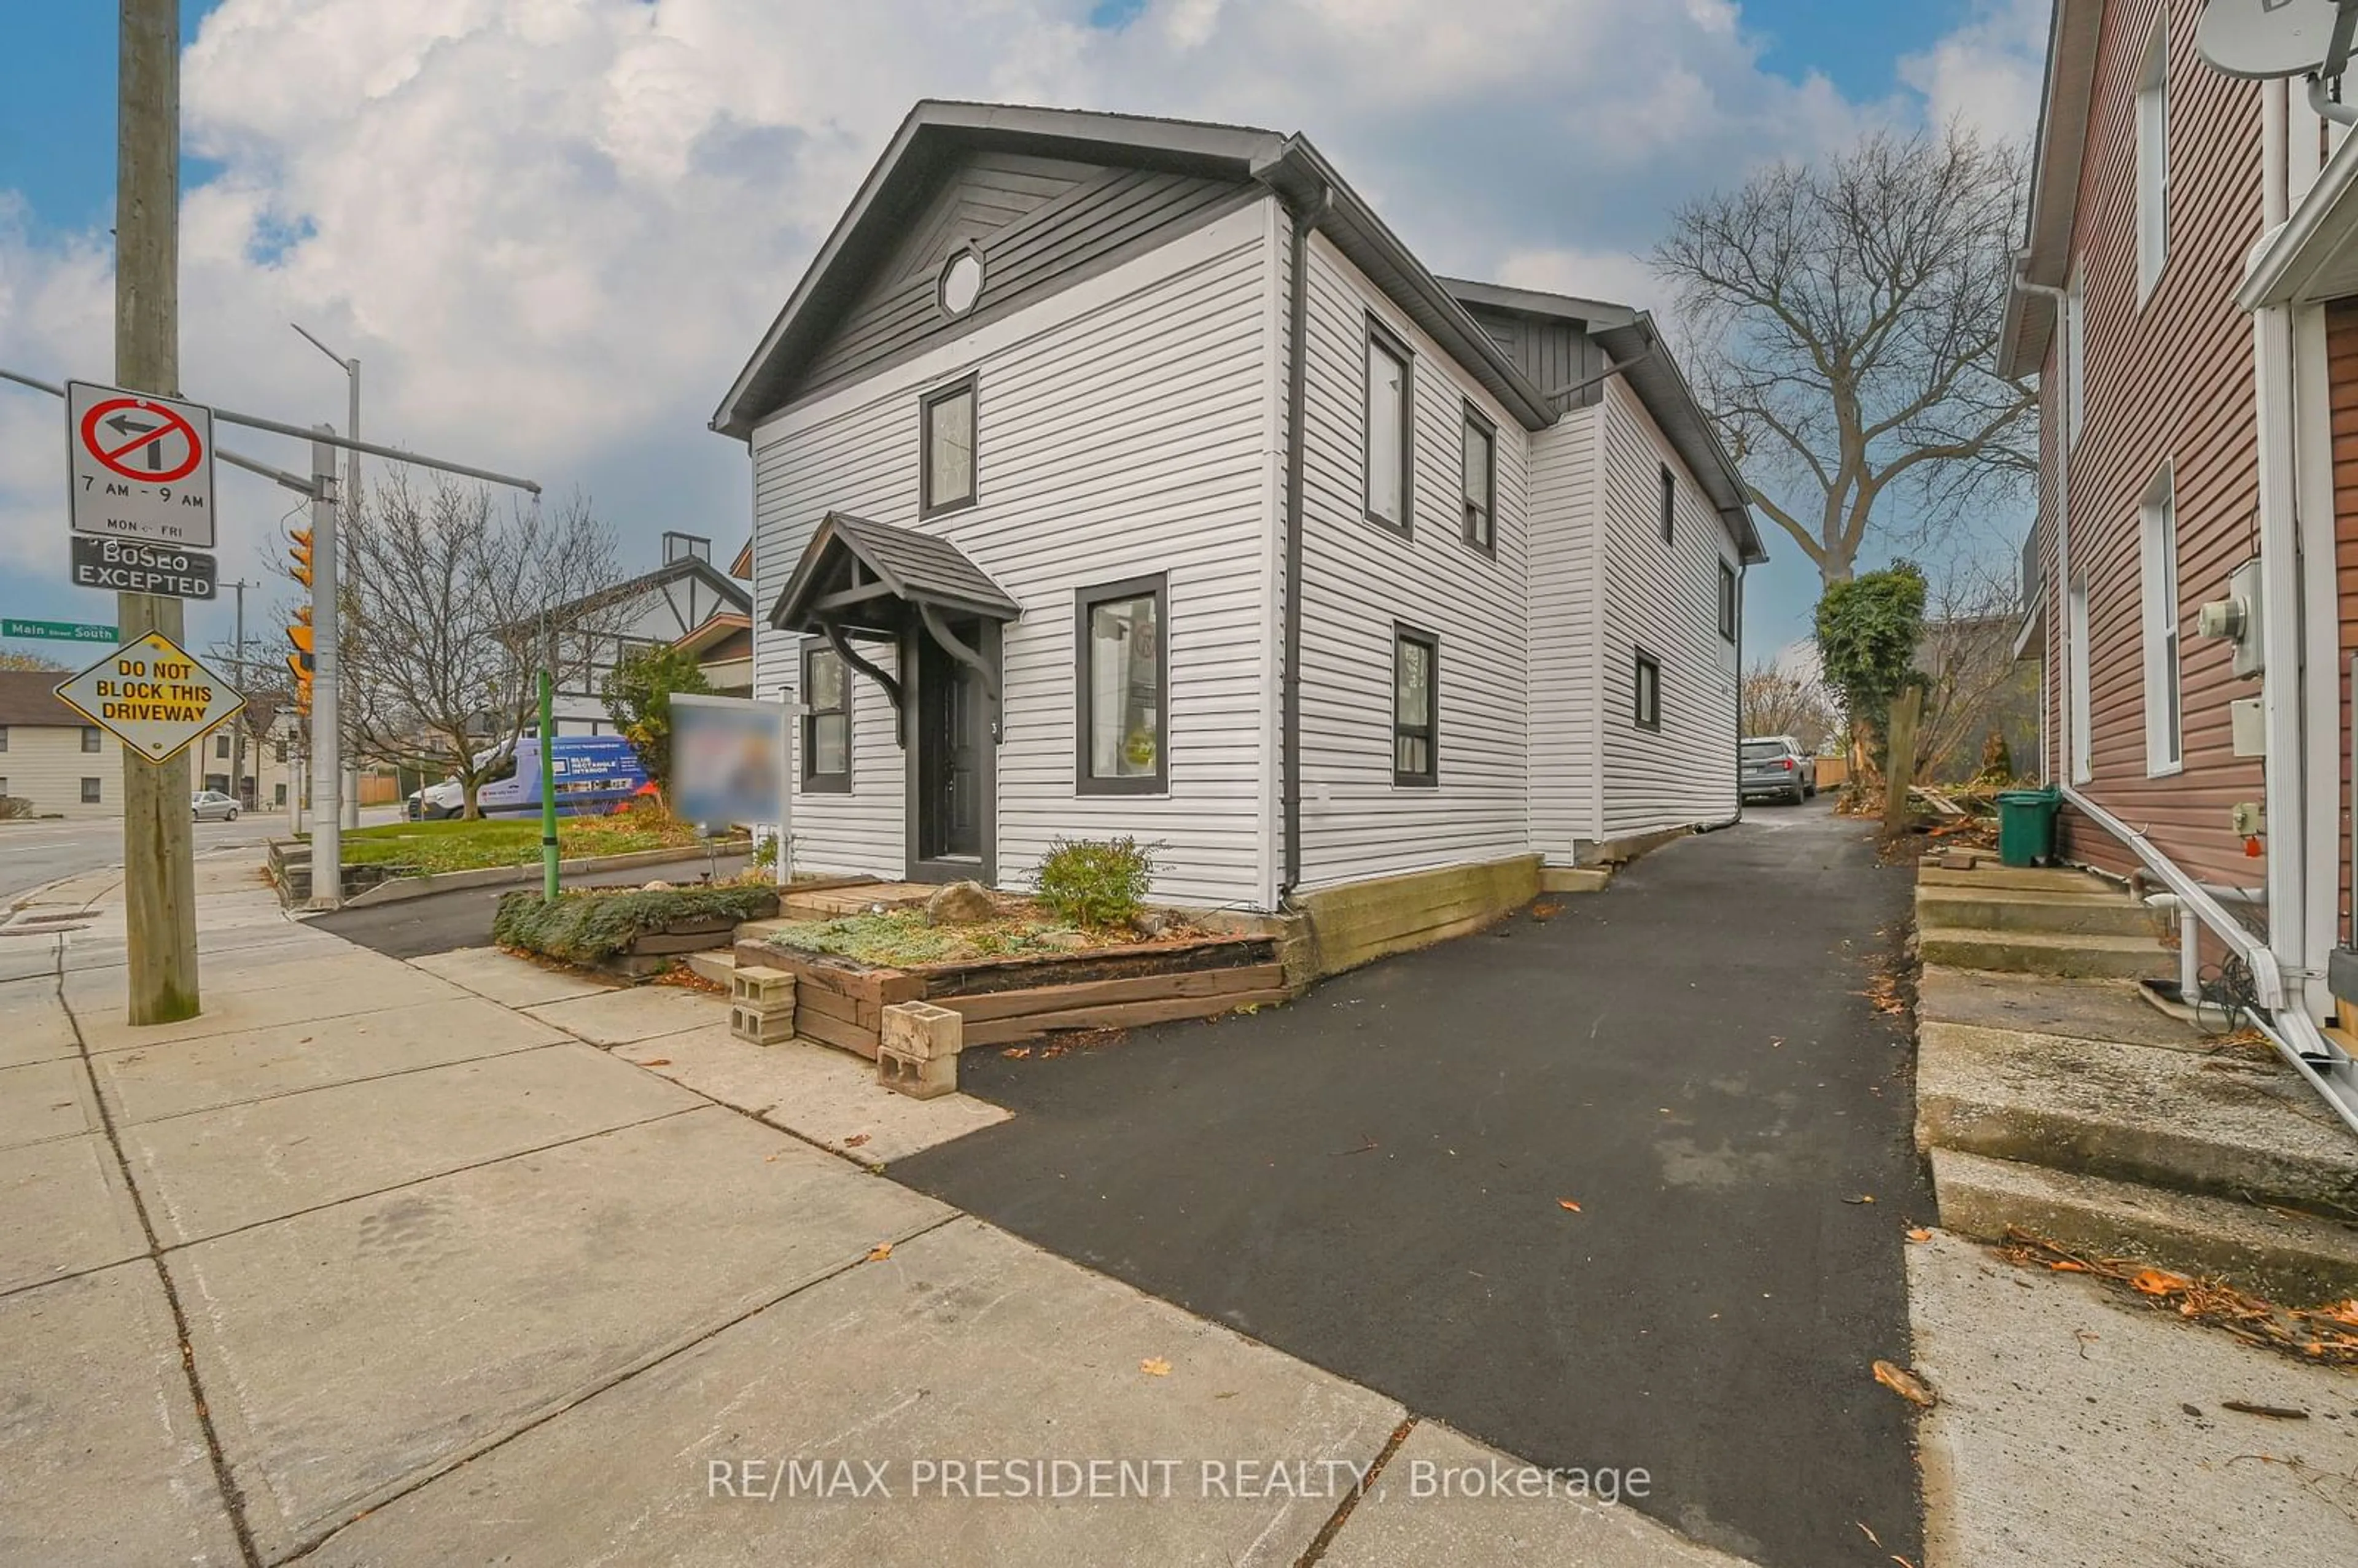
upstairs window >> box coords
[801,642,850,793]
[1633,650,1662,731]
[0,726,8,753]
[215,733,231,759]
[1659,464,1676,545]
[1077,575,1166,795]
[1461,406,1496,553]
[1393,627,1438,786]
[81,726,101,753]
[2136,17,2168,300]
[939,250,984,317]
[1365,322,1413,532]
[922,375,977,516]
[1718,561,1738,642]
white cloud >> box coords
[0,0,2020,655]
[1897,0,2048,144]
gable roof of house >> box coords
[1436,279,1767,564]
[544,553,753,628]
[769,512,1023,634]
[673,612,752,660]
[0,670,82,728]
[711,99,1560,438]
[1998,0,2103,379]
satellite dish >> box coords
[2198,0,2358,79]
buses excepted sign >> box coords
[53,631,245,764]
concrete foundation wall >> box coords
[1291,854,1540,979]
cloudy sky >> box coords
[0,0,2048,670]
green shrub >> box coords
[1033,836,1156,928]
[492,883,780,965]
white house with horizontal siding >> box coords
[711,102,1762,915]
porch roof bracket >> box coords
[918,601,1003,743]
[821,618,906,748]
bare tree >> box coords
[1740,662,1838,754]
[339,473,624,818]
[1913,560,2039,785]
[1652,123,2034,586]
[0,651,68,672]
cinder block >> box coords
[731,966,796,1011]
[880,1000,962,1062]
[877,1044,956,1100]
[730,1003,795,1046]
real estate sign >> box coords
[53,630,244,765]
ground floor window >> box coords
[802,640,851,791]
[1394,626,1438,786]
[1076,575,1165,794]
[81,777,101,804]
[1633,650,1661,731]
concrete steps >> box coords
[685,950,734,987]
[1915,882,2162,939]
[1918,864,2117,895]
[1928,1148,2358,1305]
[1916,926,2174,981]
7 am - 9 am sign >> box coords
[67,380,217,549]
[53,631,244,765]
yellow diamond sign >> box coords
[54,630,245,765]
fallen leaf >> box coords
[1558,1198,1582,1213]
[1872,1359,1936,1409]
[763,1153,780,1163]
[1843,1195,1877,1205]
[1140,1356,1172,1377]
[1906,1227,1934,1243]
[867,1243,892,1262]
[2325,1299,2358,1328]
[1002,1046,1032,1059]
[842,1133,871,1148]
[2130,1268,2191,1298]
[2045,1259,2090,1273]
[637,1058,671,1068]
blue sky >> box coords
[0,0,2031,670]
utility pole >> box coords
[116,0,198,1022]
[228,577,254,804]
[308,431,343,907]
[292,322,362,829]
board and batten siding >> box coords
[1526,408,1603,861]
[749,201,1277,907]
[1598,376,1740,836]
[1289,232,1531,890]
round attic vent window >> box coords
[940,250,984,316]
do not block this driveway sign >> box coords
[54,631,244,765]
[66,379,216,549]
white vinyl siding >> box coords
[1598,376,1739,836]
[1525,407,1602,861]
[749,203,1275,907]
[0,721,296,818]
[1291,233,1530,890]
[2135,17,2168,301]
[2139,467,2181,774]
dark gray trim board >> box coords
[1073,572,1169,797]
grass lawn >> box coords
[322,813,712,875]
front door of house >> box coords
[909,618,995,883]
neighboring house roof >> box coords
[0,670,81,728]
[729,538,752,580]
[1999,0,2103,379]
[1436,279,1767,564]
[769,512,1023,634]
[712,99,1560,438]
[673,612,752,660]
[542,553,752,631]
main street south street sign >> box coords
[53,630,244,765]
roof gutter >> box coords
[1275,179,1331,901]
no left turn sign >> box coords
[66,380,216,549]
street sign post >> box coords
[1,617,117,643]
[53,629,244,766]
[69,536,217,599]
[66,379,216,548]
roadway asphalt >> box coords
[891,801,1928,1568]
[314,852,752,957]
[0,806,407,906]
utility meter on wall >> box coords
[2197,557,2265,680]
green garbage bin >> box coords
[1995,786,2061,868]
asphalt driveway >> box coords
[892,802,1929,1568]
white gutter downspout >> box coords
[2014,268,2071,785]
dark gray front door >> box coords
[907,619,995,883]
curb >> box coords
[331,841,755,909]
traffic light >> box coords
[286,608,314,714]
[288,527,314,588]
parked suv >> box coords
[1741,736,1818,805]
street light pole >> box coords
[293,322,362,830]
[229,577,254,804]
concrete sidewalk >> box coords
[0,870,1739,1566]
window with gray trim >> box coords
[921,375,977,516]
[1633,650,1662,731]
[1365,321,1412,532]
[1658,464,1676,545]
[1394,626,1438,786]
[801,640,851,793]
[1718,560,1738,641]
[1076,575,1165,794]
[81,777,101,804]
[0,725,8,752]
[81,726,101,753]
[1461,405,1496,553]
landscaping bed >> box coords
[496,883,782,975]
[326,813,721,876]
